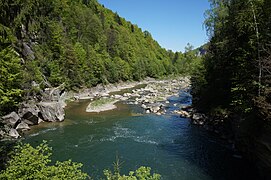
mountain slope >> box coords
[0,0,184,115]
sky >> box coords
[98,0,210,52]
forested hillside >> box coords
[0,0,199,116]
[192,0,271,176]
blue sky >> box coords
[98,0,210,52]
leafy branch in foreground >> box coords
[104,155,161,180]
[0,141,89,180]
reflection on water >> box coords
[23,89,258,180]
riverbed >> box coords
[23,89,258,179]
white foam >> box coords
[29,127,57,137]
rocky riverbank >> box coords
[85,77,191,114]
[0,77,191,140]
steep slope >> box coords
[0,0,180,115]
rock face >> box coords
[1,112,20,128]
[38,102,65,122]
[0,86,66,139]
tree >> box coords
[0,46,22,115]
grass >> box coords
[90,98,116,107]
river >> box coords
[23,88,258,179]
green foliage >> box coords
[0,46,23,115]
[192,0,271,148]
[90,98,115,107]
[0,141,88,180]
[103,158,161,180]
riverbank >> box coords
[0,77,190,140]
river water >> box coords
[23,89,257,179]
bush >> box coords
[0,141,88,180]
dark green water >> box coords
[23,90,257,179]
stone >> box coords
[19,103,40,125]
[0,129,5,137]
[9,128,20,139]
[141,104,147,109]
[16,121,30,131]
[191,113,206,125]
[114,95,123,99]
[175,110,191,118]
[100,93,110,97]
[1,112,20,128]
[38,102,65,122]
[151,106,161,113]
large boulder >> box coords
[38,102,64,122]
[18,103,40,125]
[1,112,20,128]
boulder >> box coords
[38,102,65,122]
[151,106,161,113]
[18,103,40,125]
[16,121,30,131]
[141,104,147,109]
[1,112,20,128]
[9,128,20,139]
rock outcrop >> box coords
[0,85,66,139]
[38,102,65,122]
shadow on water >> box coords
[22,87,260,180]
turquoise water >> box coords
[23,90,257,179]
